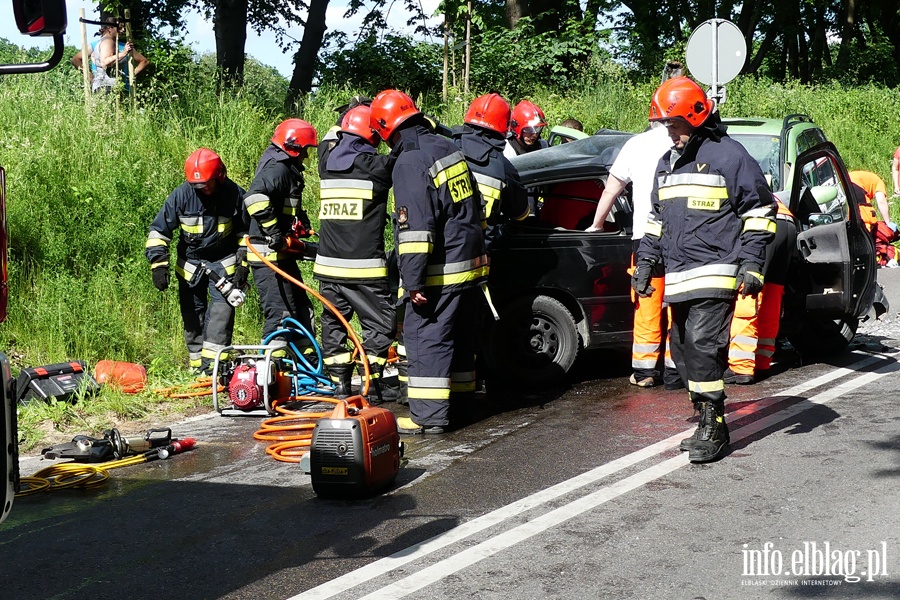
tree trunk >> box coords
[835,0,857,70]
[214,0,249,87]
[505,0,529,29]
[286,0,329,112]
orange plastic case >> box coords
[310,396,401,498]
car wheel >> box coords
[485,295,580,386]
[785,317,858,357]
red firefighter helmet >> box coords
[648,76,714,128]
[271,118,318,157]
[510,100,547,139]
[465,93,511,135]
[369,89,420,141]
[341,105,379,145]
[184,148,226,185]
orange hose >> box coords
[244,238,377,462]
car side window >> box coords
[796,128,827,156]
[799,154,848,224]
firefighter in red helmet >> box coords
[504,100,548,158]
[244,118,318,345]
[315,105,398,403]
[453,93,529,251]
[635,77,775,463]
[146,148,250,373]
[370,89,487,434]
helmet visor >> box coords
[522,126,544,137]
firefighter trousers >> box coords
[251,259,315,344]
[320,280,396,364]
[403,287,479,428]
[669,297,735,406]
[177,273,235,371]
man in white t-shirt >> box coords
[585,124,676,388]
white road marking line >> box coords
[288,351,897,600]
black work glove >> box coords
[631,259,656,298]
[266,231,285,251]
[152,268,169,292]
[737,262,764,297]
[232,265,249,289]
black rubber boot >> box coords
[396,359,409,406]
[359,364,400,405]
[679,402,703,452]
[688,401,730,463]
[328,363,354,399]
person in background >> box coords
[315,106,397,403]
[586,123,676,388]
[560,118,583,133]
[849,170,896,235]
[244,119,318,347]
[503,100,549,158]
[633,76,775,463]
[724,197,797,384]
[71,15,149,94]
[370,89,487,434]
[145,149,248,374]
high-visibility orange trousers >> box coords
[728,292,761,376]
[755,283,784,372]
[632,275,666,379]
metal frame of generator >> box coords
[212,344,285,417]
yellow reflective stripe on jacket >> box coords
[658,173,728,202]
[179,216,204,234]
[644,218,662,237]
[398,230,434,255]
[320,179,374,199]
[313,256,388,279]
[664,263,739,295]
[423,256,489,287]
[150,261,168,270]
[145,238,167,248]
[243,193,270,216]
[218,217,233,236]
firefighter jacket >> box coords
[391,124,488,296]
[638,118,776,303]
[243,144,310,262]
[145,179,249,284]
[314,132,394,284]
[452,125,529,234]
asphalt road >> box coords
[3,274,900,599]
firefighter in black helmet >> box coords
[315,105,398,403]
[370,89,488,434]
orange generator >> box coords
[309,396,402,498]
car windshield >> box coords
[729,133,782,191]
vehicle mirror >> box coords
[810,185,838,206]
[808,213,835,227]
[13,0,67,36]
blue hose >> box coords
[262,319,335,397]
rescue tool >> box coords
[201,261,246,308]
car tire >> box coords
[485,295,580,386]
[786,316,858,357]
